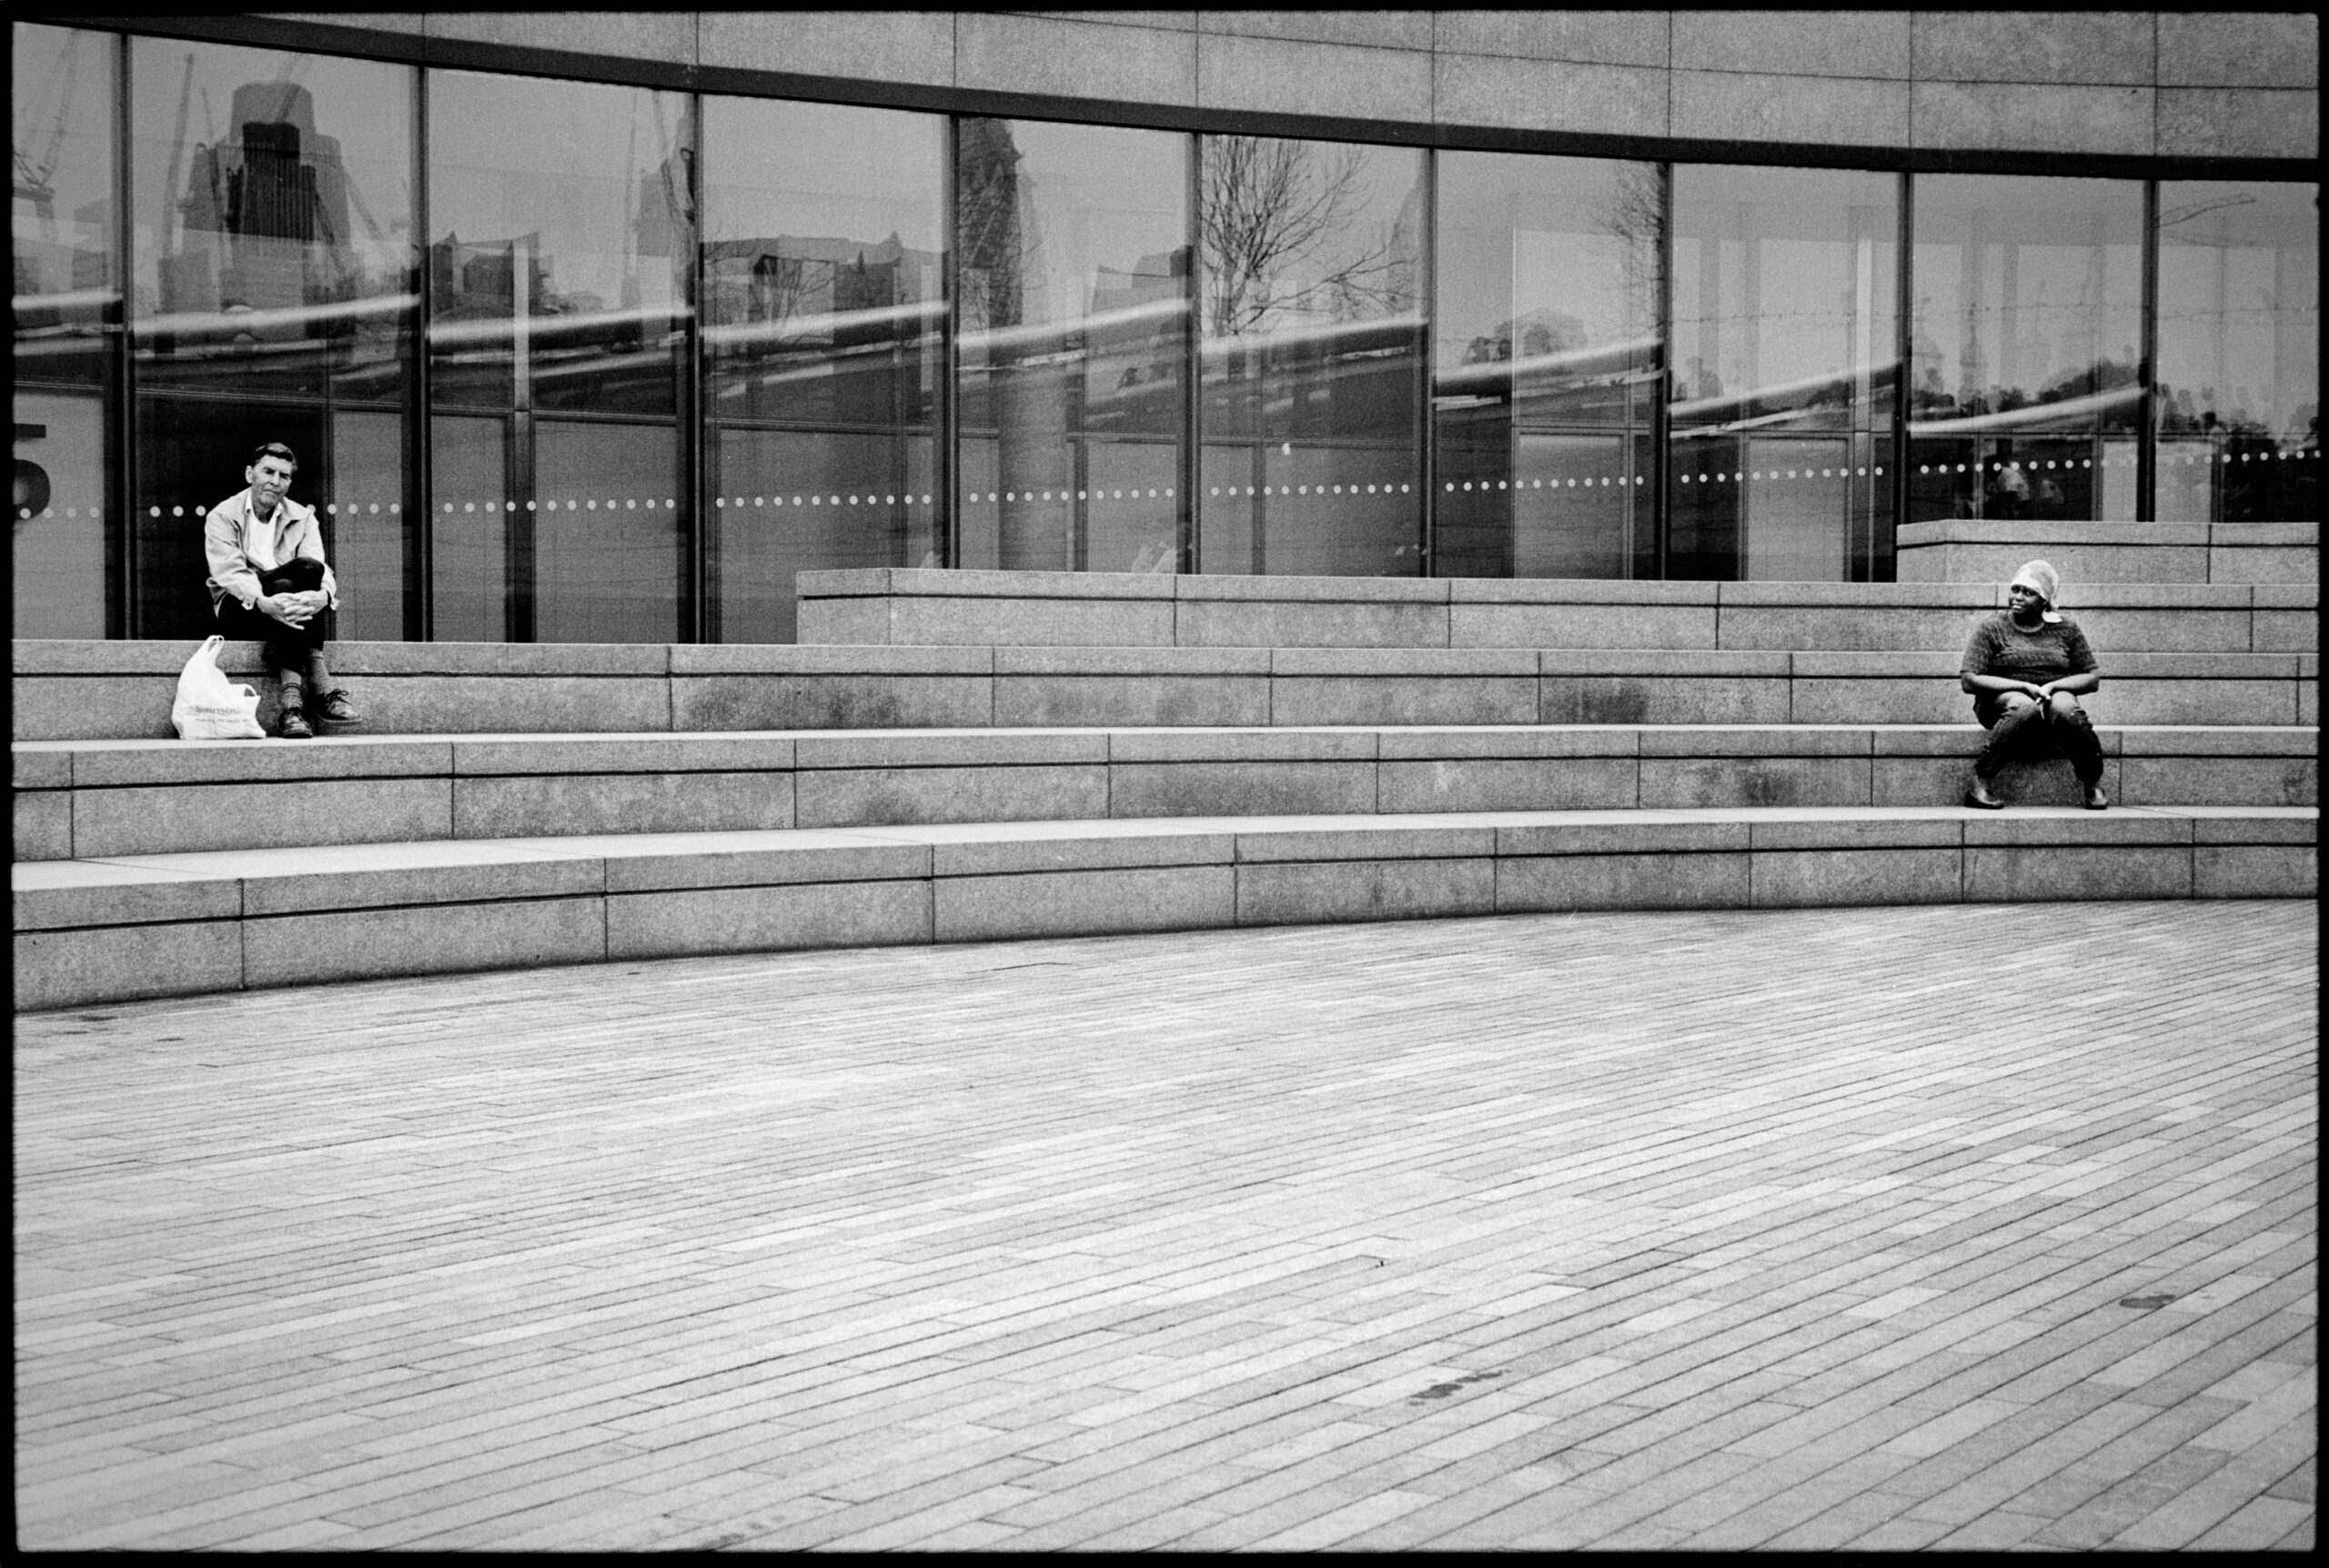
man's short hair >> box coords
[249,441,298,470]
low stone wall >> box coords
[1895,520,2319,586]
[19,721,2316,863]
[14,639,2318,741]
[17,808,2318,1010]
[796,568,2317,652]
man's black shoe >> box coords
[277,705,313,740]
[313,689,362,729]
[1963,779,2005,809]
[2082,782,2109,810]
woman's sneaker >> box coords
[313,689,363,729]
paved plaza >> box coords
[15,899,2317,1551]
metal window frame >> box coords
[1416,146,1437,578]
[1653,160,1675,584]
[1892,169,1913,571]
[408,64,433,641]
[108,27,136,638]
[2139,178,2161,524]
[678,89,704,642]
[1180,128,1200,577]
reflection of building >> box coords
[704,234,939,325]
[430,233,553,319]
[163,83,357,315]
[1465,310,1588,364]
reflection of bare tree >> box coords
[1592,162,1661,322]
[749,254,808,325]
[1201,136,1401,336]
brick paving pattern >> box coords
[15,899,2316,1551]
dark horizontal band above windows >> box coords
[57,10,2317,183]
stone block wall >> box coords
[249,10,2319,159]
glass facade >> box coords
[1433,152,1659,579]
[14,22,2321,643]
[1671,166,1898,582]
[1198,136,1426,576]
[1908,175,2145,528]
[128,38,418,642]
[2154,181,2320,523]
[703,98,943,642]
[428,71,691,644]
[13,23,116,638]
[958,119,1187,575]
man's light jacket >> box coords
[202,487,339,613]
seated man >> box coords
[203,441,361,739]
[1959,558,2106,810]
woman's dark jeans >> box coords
[1973,691,2104,786]
[214,558,328,676]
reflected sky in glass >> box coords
[1911,174,2142,436]
[1671,164,1896,431]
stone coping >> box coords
[15,722,2317,792]
[15,638,2316,680]
[797,567,2311,609]
[19,804,2314,1006]
[1897,520,2318,548]
[18,805,2317,932]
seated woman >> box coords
[1959,559,2106,810]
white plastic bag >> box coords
[171,635,267,739]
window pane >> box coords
[535,420,680,643]
[702,96,943,640]
[1670,165,1897,581]
[1434,152,1660,578]
[428,71,690,640]
[130,37,415,639]
[1908,174,2142,526]
[1198,136,1423,576]
[2156,181,2319,523]
[957,118,1187,574]
[14,23,116,638]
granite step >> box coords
[796,568,2317,651]
[13,639,2317,740]
[15,804,2317,1010]
[15,723,2317,862]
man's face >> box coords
[2008,584,2044,616]
[247,455,296,510]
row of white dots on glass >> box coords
[965,488,1174,502]
[1450,477,1645,491]
[447,498,688,512]
[66,447,2318,528]
[1679,467,1883,485]
[1927,457,2117,476]
[1208,484,1408,497]
[721,495,933,507]
[148,503,406,518]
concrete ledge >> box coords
[15,804,2314,1008]
[17,723,2315,860]
[792,568,2316,648]
[1897,520,2318,587]
[20,638,2314,739]
[1177,576,1448,605]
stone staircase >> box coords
[13,575,2316,1010]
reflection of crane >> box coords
[157,54,197,255]
[11,30,82,243]
[620,102,640,309]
